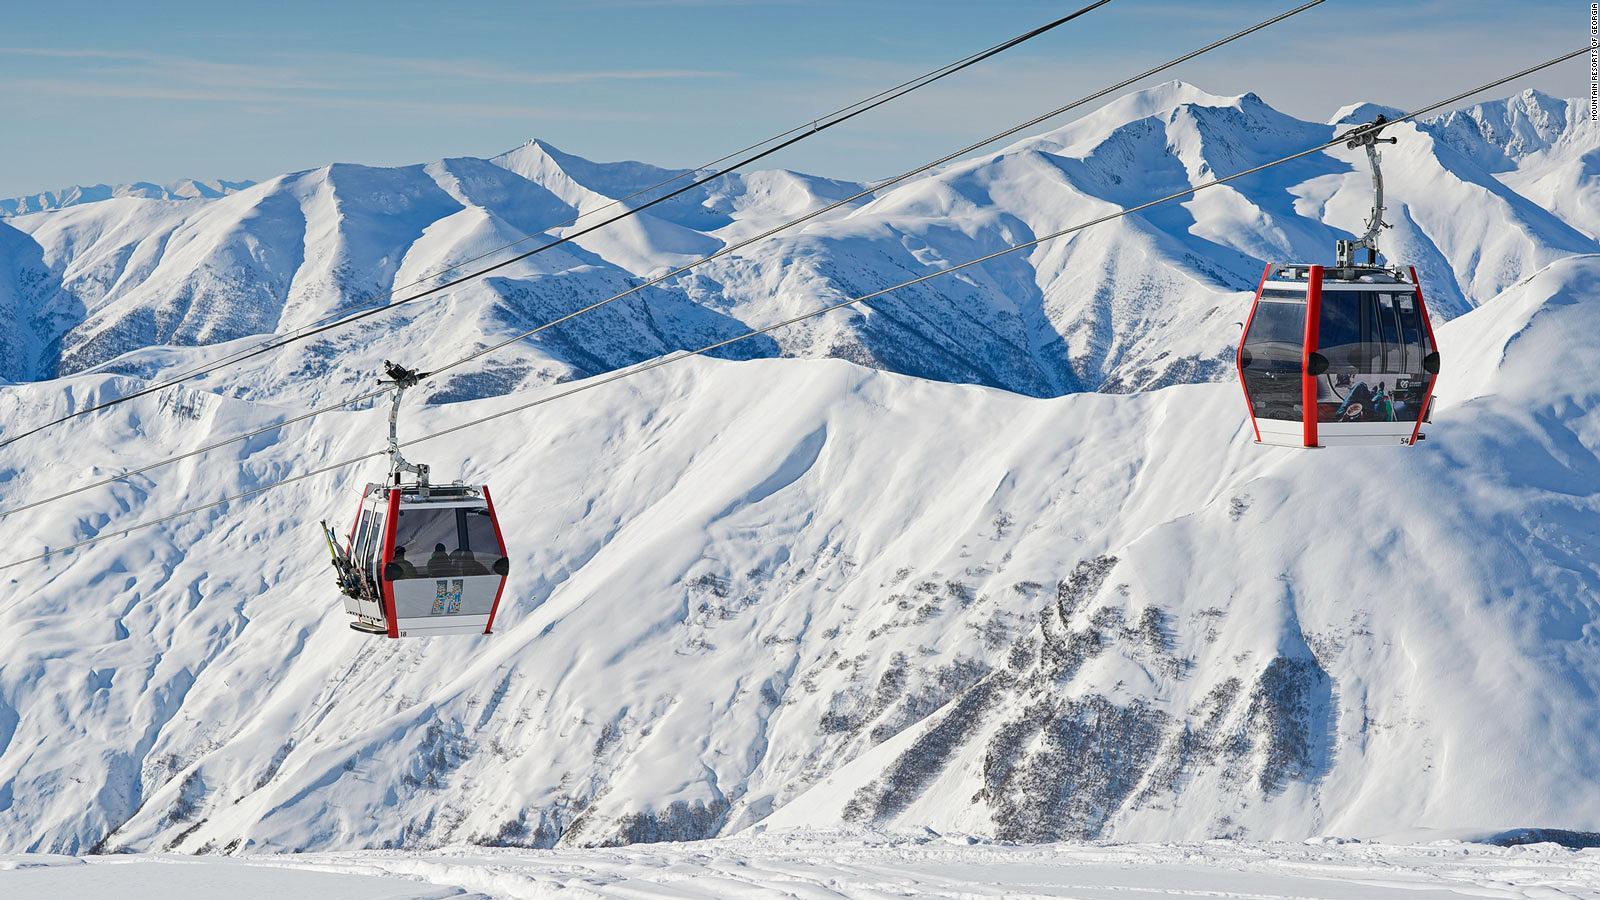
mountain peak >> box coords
[1329,102,1407,127]
[1426,88,1588,165]
[490,137,563,170]
[1514,86,1563,108]
[1103,80,1250,121]
[1017,80,1270,155]
[2,76,1600,859]
[489,137,702,214]
[503,136,562,157]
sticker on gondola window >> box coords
[432,579,465,615]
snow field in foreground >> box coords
[5,832,1600,899]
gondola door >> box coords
[1237,263,1314,447]
[379,489,509,637]
[342,484,392,633]
[1308,272,1439,446]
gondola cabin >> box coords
[1237,263,1439,448]
[339,482,509,637]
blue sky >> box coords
[0,0,1587,197]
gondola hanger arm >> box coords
[378,361,431,495]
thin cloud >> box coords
[0,76,654,121]
[0,42,738,123]
[384,57,730,85]
[0,46,330,91]
[0,47,148,59]
[0,45,732,91]
[554,0,816,7]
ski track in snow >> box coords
[6,833,1600,898]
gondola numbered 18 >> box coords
[322,362,510,637]
[1236,117,1440,448]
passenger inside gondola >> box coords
[392,545,419,578]
[1334,380,1390,422]
[1315,291,1429,423]
[452,548,489,576]
[428,542,452,577]
[386,504,503,580]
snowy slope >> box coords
[0,249,1595,855]
[1444,91,1600,243]
[0,224,54,382]
[0,84,1594,395]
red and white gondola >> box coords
[323,362,509,637]
[1236,116,1440,448]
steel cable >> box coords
[1,45,1585,573]
[0,1,1114,451]
[0,0,1327,524]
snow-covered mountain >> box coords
[1433,92,1600,244]
[0,179,255,218]
[0,84,1597,856]
[0,85,1593,395]
[1,247,1597,852]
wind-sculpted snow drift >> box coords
[0,85,1597,855]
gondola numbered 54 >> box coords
[1236,117,1440,448]
[322,362,509,637]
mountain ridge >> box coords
[0,81,1593,397]
[0,178,256,218]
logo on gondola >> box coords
[431,578,465,615]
